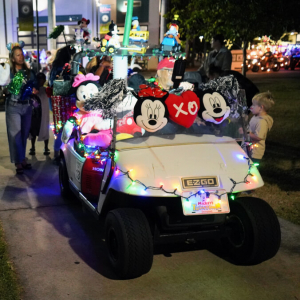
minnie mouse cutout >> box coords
[61,73,112,148]
[133,85,169,132]
[78,18,91,44]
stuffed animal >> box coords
[61,73,112,148]
[74,28,84,45]
[164,16,181,44]
[78,18,91,44]
[0,63,10,86]
[156,57,176,91]
[196,89,230,125]
[165,91,200,128]
[131,16,140,31]
[133,86,169,132]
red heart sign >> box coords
[165,91,200,128]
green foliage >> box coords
[48,25,65,39]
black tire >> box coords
[105,208,153,279]
[222,197,281,265]
[284,65,289,70]
[252,65,259,72]
[59,158,71,197]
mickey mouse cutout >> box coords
[197,90,230,124]
[133,86,169,132]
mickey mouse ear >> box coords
[6,43,12,51]
[6,41,25,51]
[19,41,25,48]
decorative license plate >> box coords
[181,189,230,216]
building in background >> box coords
[0,0,160,57]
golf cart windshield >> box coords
[114,90,248,146]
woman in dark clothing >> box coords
[89,56,113,86]
[49,45,76,163]
[5,46,38,174]
[49,45,76,87]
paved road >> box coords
[0,71,300,300]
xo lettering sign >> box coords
[181,176,219,189]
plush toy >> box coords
[61,73,112,148]
[78,18,91,44]
[164,16,181,45]
[0,63,11,86]
[165,91,200,128]
[131,16,140,31]
[133,86,169,132]
[196,89,230,124]
[74,28,84,45]
[156,57,176,91]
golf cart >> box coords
[260,51,280,72]
[58,49,281,279]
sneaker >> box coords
[29,148,35,155]
[44,148,50,155]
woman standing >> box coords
[5,45,38,174]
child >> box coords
[247,92,275,164]
[29,73,50,155]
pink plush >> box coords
[74,112,103,134]
[82,130,112,148]
[72,73,100,87]
[165,91,200,128]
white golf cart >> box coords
[59,50,281,279]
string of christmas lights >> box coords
[61,116,259,201]
[113,155,259,201]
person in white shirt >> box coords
[247,92,275,165]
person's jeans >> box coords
[6,101,32,164]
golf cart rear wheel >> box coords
[59,158,71,197]
[222,197,281,265]
[105,208,153,279]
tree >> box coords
[164,0,205,66]
[198,0,300,76]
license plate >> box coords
[181,189,230,216]
[181,176,219,189]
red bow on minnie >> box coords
[138,85,168,98]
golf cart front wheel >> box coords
[252,65,259,72]
[100,46,106,53]
[222,197,281,265]
[105,208,153,279]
